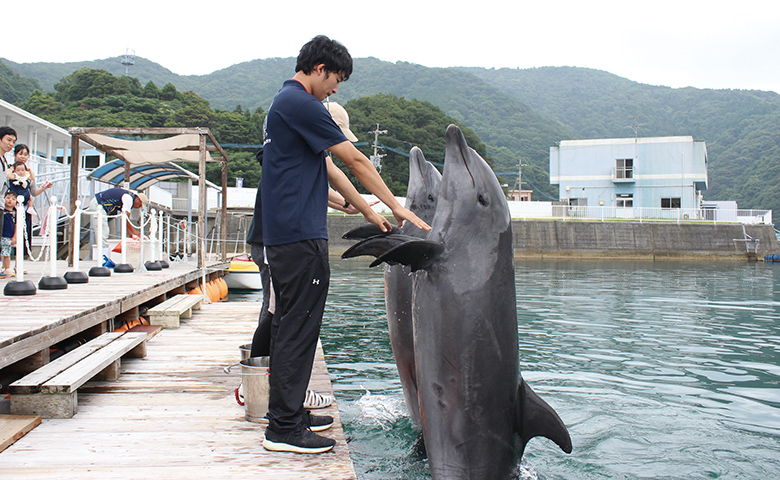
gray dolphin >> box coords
[368,125,571,479]
[342,147,442,428]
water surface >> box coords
[323,258,780,479]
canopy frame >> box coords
[68,127,229,268]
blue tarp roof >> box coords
[88,159,219,190]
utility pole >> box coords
[512,160,527,200]
[369,123,387,173]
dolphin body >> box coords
[343,147,441,429]
[346,125,571,479]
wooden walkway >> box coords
[0,259,213,370]
[0,261,356,479]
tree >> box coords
[142,80,161,99]
[160,82,179,101]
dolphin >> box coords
[356,125,571,479]
[342,146,442,428]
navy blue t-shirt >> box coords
[261,80,347,246]
[96,188,136,215]
[2,208,15,238]
[246,181,263,245]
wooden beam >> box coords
[221,160,227,261]
[70,127,205,136]
[206,131,230,164]
[68,134,80,267]
[198,134,207,269]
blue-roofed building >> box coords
[550,136,708,211]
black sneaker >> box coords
[263,426,336,454]
[303,412,334,432]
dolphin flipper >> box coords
[342,234,421,260]
[342,224,398,240]
[371,239,444,271]
[515,378,573,455]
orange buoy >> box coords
[207,280,219,302]
[190,286,202,296]
[218,277,228,300]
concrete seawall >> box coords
[327,216,779,261]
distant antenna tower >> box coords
[121,48,136,76]
[369,123,387,173]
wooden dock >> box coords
[0,260,356,479]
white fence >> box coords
[512,202,771,225]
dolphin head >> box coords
[433,125,510,247]
[404,146,442,232]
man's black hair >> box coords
[0,126,17,140]
[295,35,353,81]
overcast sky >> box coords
[7,0,780,94]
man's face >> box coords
[0,134,16,155]
[310,64,344,101]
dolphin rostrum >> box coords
[343,146,442,428]
[348,125,571,479]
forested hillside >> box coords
[8,67,478,196]
[459,66,780,214]
[3,56,780,219]
[0,61,40,104]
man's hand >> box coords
[364,210,393,232]
[344,199,379,215]
[392,206,431,231]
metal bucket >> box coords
[241,356,270,423]
[239,343,252,361]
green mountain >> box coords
[4,57,780,220]
[0,61,41,104]
[457,66,780,213]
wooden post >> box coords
[221,159,227,261]
[198,132,207,269]
[68,134,80,267]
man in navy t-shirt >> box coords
[260,35,429,454]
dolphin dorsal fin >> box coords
[515,379,573,454]
[372,240,444,271]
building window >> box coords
[615,158,634,179]
[661,197,681,209]
[568,198,587,206]
[616,194,633,208]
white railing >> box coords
[547,205,772,225]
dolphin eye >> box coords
[478,193,489,206]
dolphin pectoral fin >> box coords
[341,234,421,260]
[515,378,573,455]
[342,224,398,240]
[371,240,444,271]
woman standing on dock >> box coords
[5,144,52,258]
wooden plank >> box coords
[149,294,202,315]
[42,333,147,394]
[0,260,224,371]
[0,415,41,452]
[0,302,357,479]
[9,333,122,394]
